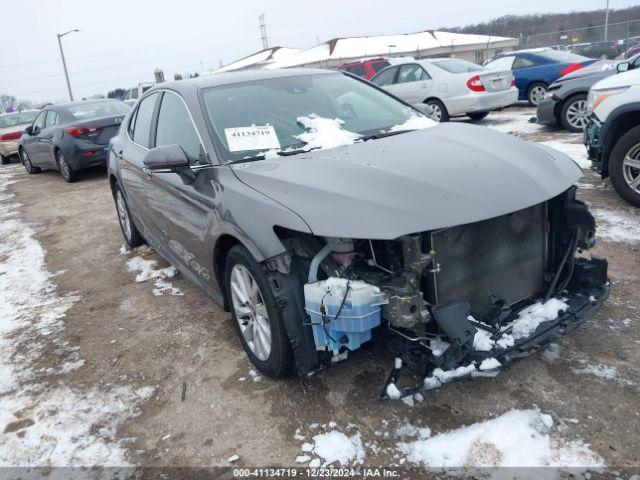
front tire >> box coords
[20,148,41,174]
[527,82,547,106]
[225,245,293,378]
[424,99,449,122]
[113,183,145,247]
[56,151,78,183]
[561,94,588,132]
[609,126,640,207]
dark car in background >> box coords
[537,54,640,132]
[485,48,595,106]
[570,41,620,60]
[18,99,130,182]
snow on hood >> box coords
[592,66,640,90]
[295,115,362,150]
[232,122,582,239]
[293,113,435,152]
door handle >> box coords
[47,134,54,139]
[143,167,153,179]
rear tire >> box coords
[609,126,640,207]
[113,183,145,247]
[527,82,547,106]
[560,94,588,133]
[467,111,490,121]
[0,153,9,165]
[425,99,449,122]
[225,244,293,378]
[20,148,41,174]
[56,151,78,183]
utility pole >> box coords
[604,0,610,41]
[57,29,80,101]
[259,14,269,50]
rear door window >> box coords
[131,92,159,147]
[154,91,204,165]
[397,64,430,83]
[371,66,398,86]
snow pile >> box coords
[423,364,477,389]
[479,358,501,371]
[390,114,437,132]
[397,409,603,468]
[126,256,183,296]
[0,168,153,466]
[593,208,640,245]
[295,115,361,150]
[511,298,568,339]
[307,431,366,467]
[471,298,568,355]
[483,109,542,135]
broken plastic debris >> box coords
[227,454,240,462]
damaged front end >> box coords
[276,187,609,400]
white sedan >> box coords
[370,58,518,122]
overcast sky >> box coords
[0,0,633,102]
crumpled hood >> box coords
[232,123,582,239]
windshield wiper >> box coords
[359,129,414,142]
[228,146,320,164]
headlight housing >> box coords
[586,87,629,115]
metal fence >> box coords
[520,18,640,53]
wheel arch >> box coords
[601,108,640,177]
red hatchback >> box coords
[341,58,391,80]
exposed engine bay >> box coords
[271,187,609,400]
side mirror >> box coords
[143,144,196,184]
[617,62,630,73]
[24,126,33,135]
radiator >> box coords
[426,203,546,318]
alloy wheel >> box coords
[529,85,546,106]
[623,144,640,194]
[427,103,442,122]
[229,264,272,361]
[565,99,588,130]
[21,150,33,172]
[116,190,132,241]
[58,153,72,181]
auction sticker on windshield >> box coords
[225,125,280,152]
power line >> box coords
[259,14,269,49]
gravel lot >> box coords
[1,106,639,473]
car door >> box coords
[39,110,60,167]
[117,91,160,237]
[388,64,433,104]
[23,111,47,165]
[370,66,399,92]
[141,90,213,284]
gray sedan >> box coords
[108,69,608,399]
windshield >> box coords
[539,50,590,63]
[67,101,130,120]
[202,73,434,162]
[0,111,39,128]
[432,59,483,73]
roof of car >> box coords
[0,109,39,117]
[158,68,336,91]
[499,47,551,56]
[55,98,122,108]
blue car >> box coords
[485,48,595,106]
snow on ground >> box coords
[0,167,153,466]
[483,108,543,135]
[592,207,640,245]
[125,255,183,296]
[397,409,603,469]
[295,410,602,471]
[571,359,636,388]
[540,137,591,169]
